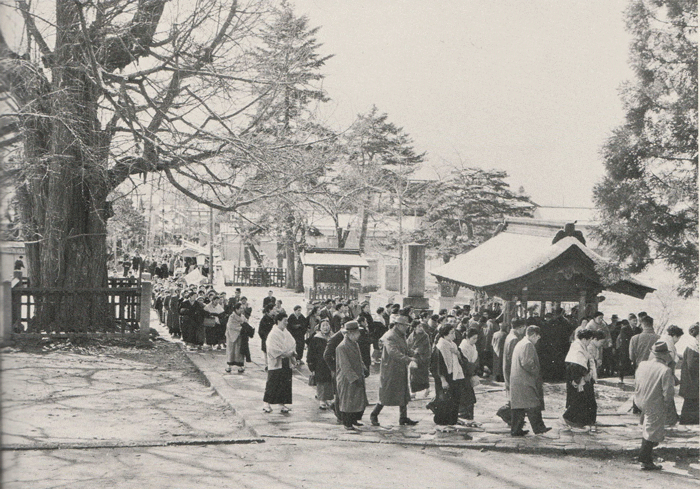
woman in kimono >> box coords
[562,329,598,431]
[204,295,225,350]
[679,323,699,425]
[225,302,246,373]
[179,291,204,350]
[263,312,297,413]
[408,319,431,399]
[307,320,335,409]
[429,324,465,430]
[458,328,479,422]
[165,289,181,338]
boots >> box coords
[639,439,662,471]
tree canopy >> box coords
[411,167,533,263]
[593,0,698,297]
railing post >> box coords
[140,280,152,337]
[0,281,12,343]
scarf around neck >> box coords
[437,337,464,380]
[565,339,591,368]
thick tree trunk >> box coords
[285,239,295,289]
[294,239,304,293]
[19,0,113,332]
[358,194,371,253]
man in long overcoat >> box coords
[509,325,550,436]
[634,340,675,470]
[496,318,526,425]
[336,321,369,431]
[370,315,418,426]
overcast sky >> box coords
[292,0,634,207]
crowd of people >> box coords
[149,288,698,471]
[116,250,209,279]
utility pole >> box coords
[209,207,214,284]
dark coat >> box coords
[336,337,369,413]
[288,313,308,340]
[307,334,333,383]
[407,327,431,392]
[258,314,275,352]
[262,295,277,310]
[378,328,412,406]
[323,330,344,373]
[679,345,699,400]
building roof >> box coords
[430,229,654,301]
[302,252,369,268]
[532,206,597,225]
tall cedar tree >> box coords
[250,2,331,289]
[341,106,425,253]
[593,0,698,297]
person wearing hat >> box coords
[370,314,419,426]
[634,340,675,470]
[335,321,370,431]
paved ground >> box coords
[164,285,699,456]
[1,285,698,488]
[1,344,259,450]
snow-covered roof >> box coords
[430,231,654,300]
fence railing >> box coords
[306,285,359,302]
[11,286,142,335]
[231,267,286,287]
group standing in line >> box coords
[151,287,698,470]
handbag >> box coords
[308,372,317,386]
[202,317,216,327]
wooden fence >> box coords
[11,278,145,336]
[306,285,359,302]
[230,267,286,287]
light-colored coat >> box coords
[510,337,544,410]
[503,330,522,397]
[378,327,412,406]
[336,337,369,413]
[629,328,659,369]
[634,358,674,443]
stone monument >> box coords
[401,243,430,309]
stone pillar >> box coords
[384,264,400,292]
[140,281,152,337]
[401,243,429,309]
[0,281,12,344]
[361,258,379,292]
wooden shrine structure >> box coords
[302,248,369,301]
[430,222,654,324]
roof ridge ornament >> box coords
[552,222,586,246]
